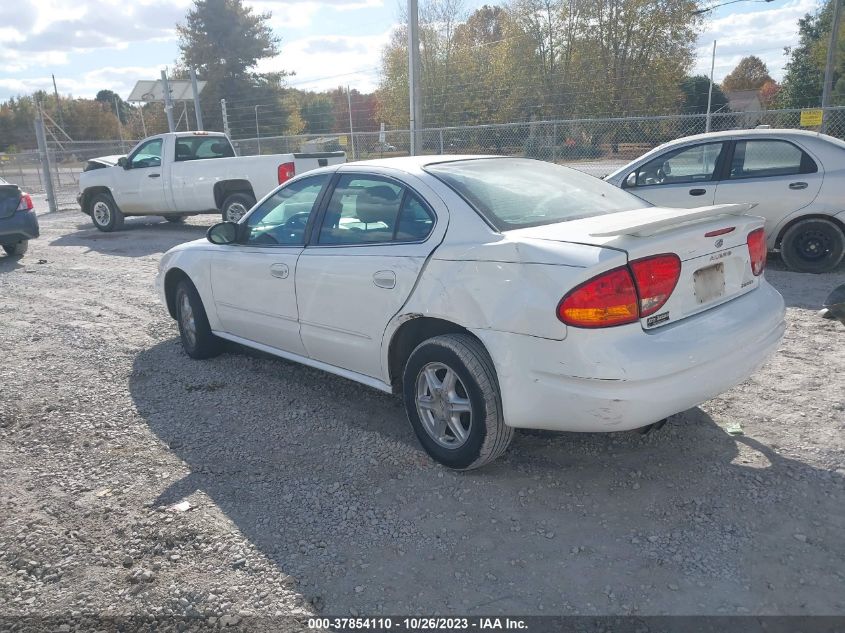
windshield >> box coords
[426,158,647,230]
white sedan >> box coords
[605,129,845,273]
[157,156,785,469]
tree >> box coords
[177,0,287,135]
[759,80,781,109]
[300,96,335,134]
[95,89,130,124]
[721,56,772,92]
[679,75,729,114]
[779,1,845,108]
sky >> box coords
[0,0,824,102]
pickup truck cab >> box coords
[77,131,345,231]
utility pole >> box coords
[161,69,175,132]
[51,74,65,130]
[221,99,231,138]
[190,68,204,130]
[408,0,422,155]
[821,0,843,133]
[706,40,717,133]
[347,85,356,160]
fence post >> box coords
[34,108,58,213]
[439,129,444,154]
[221,99,231,139]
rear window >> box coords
[425,158,645,230]
[174,136,234,162]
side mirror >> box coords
[624,171,637,188]
[207,221,239,245]
[117,157,129,170]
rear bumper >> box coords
[473,280,786,432]
[0,211,40,245]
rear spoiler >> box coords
[589,203,758,237]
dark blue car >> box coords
[0,177,39,257]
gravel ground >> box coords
[1,203,844,627]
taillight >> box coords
[278,162,295,184]
[558,254,681,328]
[747,228,766,276]
[16,193,33,212]
[629,254,681,317]
[557,267,639,328]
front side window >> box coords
[175,136,235,162]
[728,140,816,179]
[244,175,329,246]
[317,175,433,245]
[636,143,724,186]
[130,139,162,169]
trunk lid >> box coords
[509,203,765,329]
[0,184,22,219]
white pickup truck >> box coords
[77,131,345,231]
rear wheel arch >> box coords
[213,180,255,210]
[775,212,845,250]
[387,316,484,392]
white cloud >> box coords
[257,31,391,92]
[0,0,187,71]
[693,0,820,82]
[0,65,167,99]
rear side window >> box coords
[728,140,817,179]
[174,137,235,162]
[426,158,643,230]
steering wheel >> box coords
[283,212,311,230]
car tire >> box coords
[221,193,255,223]
[174,279,223,360]
[90,192,124,232]
[164,215,185,224]
[402,333,513,470]
[2,240,28,257]
[780,218,845,273]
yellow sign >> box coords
[800,109,823,127]
[338,135,348,146]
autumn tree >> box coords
[721,56,772,92]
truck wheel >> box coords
[402,333,513,470]
[221,193,255,223]
[174,279,223,360]
[780,218,845,273]
[90,193,124,232]
[2,240,28,257]
[164,215,185,224]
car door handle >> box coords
[148,173,161,178]
[789,181,808,190]
[269,263,289,279]
[689,188,707,196]
[373,270,396,289]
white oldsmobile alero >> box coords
[156,156,786,470]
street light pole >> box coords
[821,0,843,133]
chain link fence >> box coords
[4,107,843,212]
